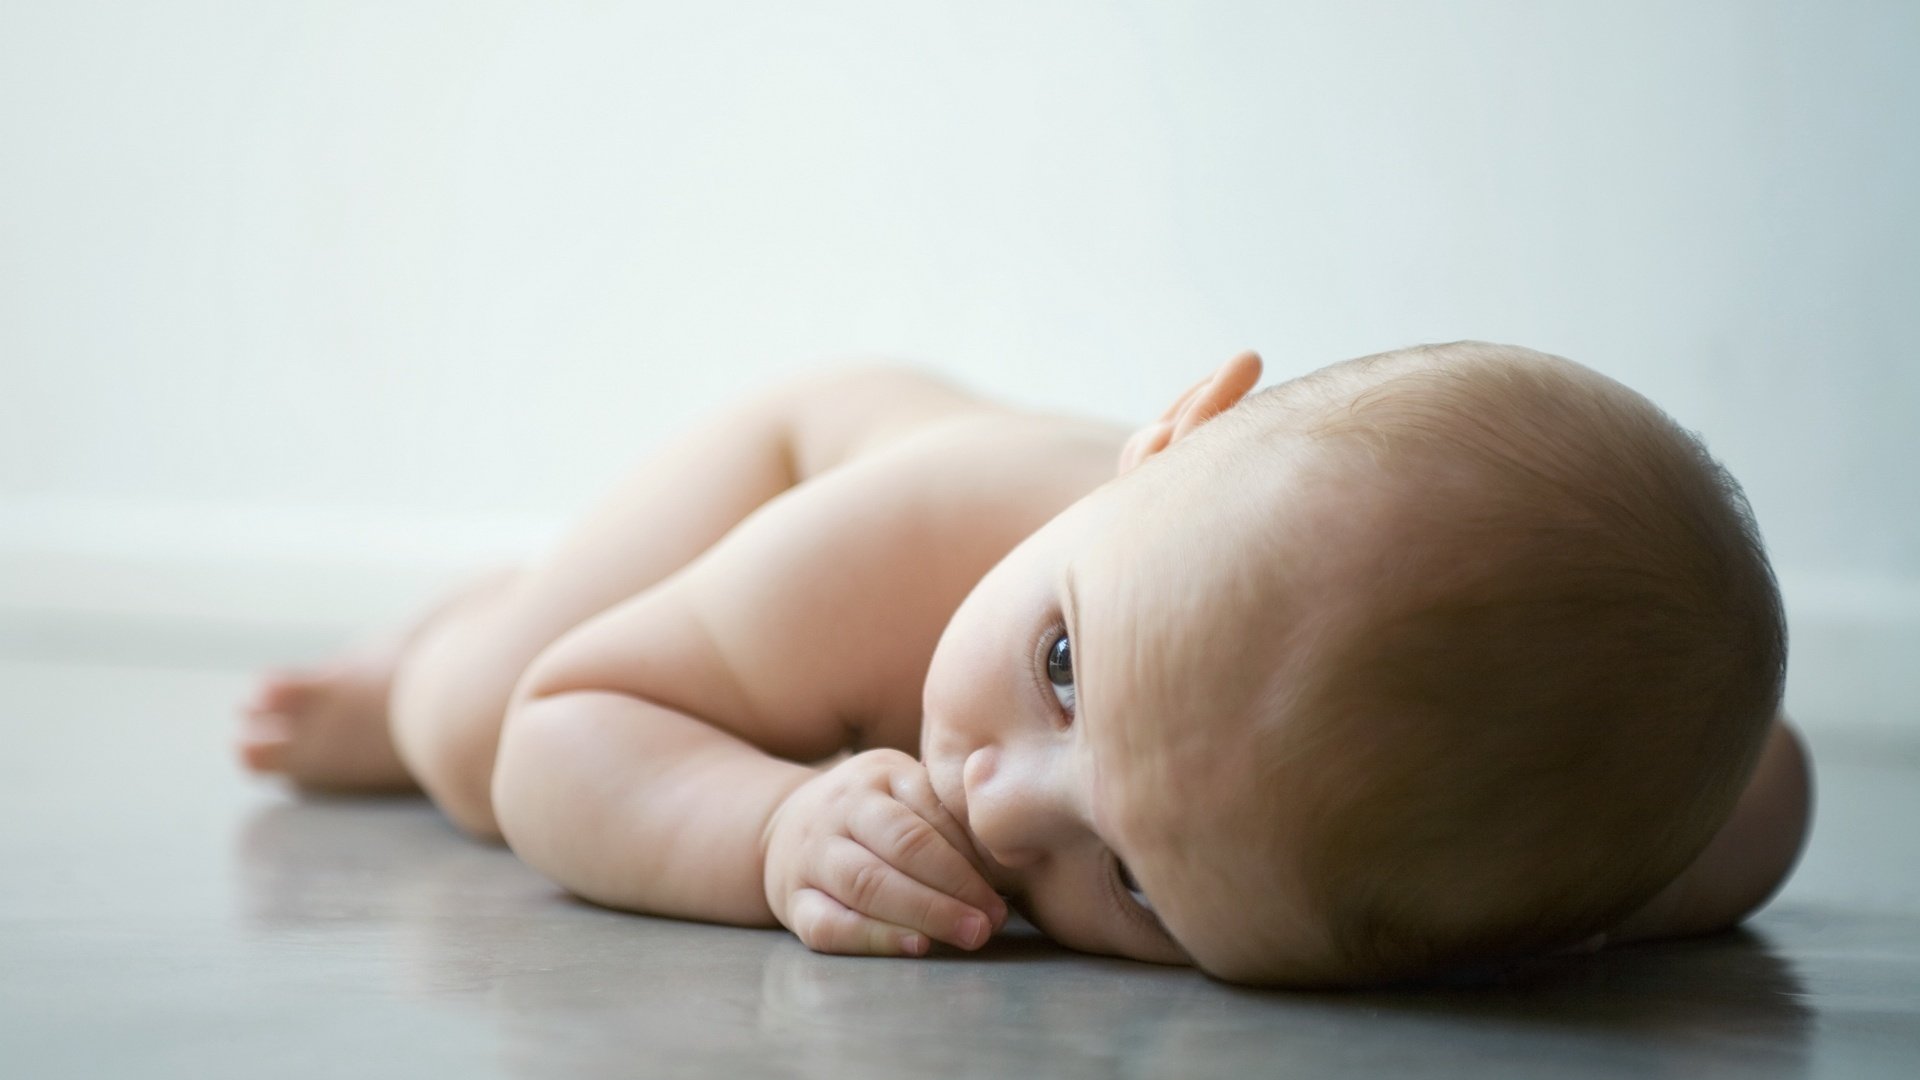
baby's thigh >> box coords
[504,389,799,668]
[392,388,802,840]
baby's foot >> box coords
[236,643,419,794]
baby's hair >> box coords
[1209,341,1786,986]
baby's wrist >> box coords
[756,765,826,904]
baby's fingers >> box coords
[850,797,1005,929]
[786,886,929,957]
[818,836,996,951]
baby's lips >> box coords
[930,761,1002,882]
[962,829,1017,894]
[975,891,1008,929]
[945,825,1010,926]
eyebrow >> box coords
[1062,563,1099,788]
[1063,566,1080,655]
[1066,569,1194,953]
[1066,564,1154,906]
[1063,563,1086,726]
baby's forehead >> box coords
[1081,440,1432,811]
[1082,537,1322,800]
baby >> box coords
[235,341,1813,988]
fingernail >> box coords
[960,914,988,949]
[900,933,927,956]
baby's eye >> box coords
[1044,629,1076,717]
[1117,860,1153,912]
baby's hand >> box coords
[761,748,1007,956]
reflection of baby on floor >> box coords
[233,797,1816,1076]
[237,342,1811,987]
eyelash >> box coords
[1030,618,1076,727]
[1029,616,1164,929]
[1109,856,1165,932]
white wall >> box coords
[2,2,1914,728]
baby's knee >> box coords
[388,621,521,842]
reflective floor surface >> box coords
[2,656,1916,1078]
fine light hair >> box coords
[1186,341,1787,987]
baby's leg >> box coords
[236,564,520,793]
[368,388,804,841]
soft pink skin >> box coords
[919,352,1268,967]
[919,486,1190,964]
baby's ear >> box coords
[1118,351,1263,476]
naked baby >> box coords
[235,341,1813,988]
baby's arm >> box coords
[498,689,812,924]
[1606,715,1813,946]
[492,580,1003,950]
[490,450,1004,951]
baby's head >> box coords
[919,341,1786,988]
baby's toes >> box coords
[243,669,322,717]
[236,713,292,774]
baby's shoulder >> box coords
[781,363,1128,526]
[836,406,1128,543]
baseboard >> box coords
[1770,572,1920,743]
[0,497,558,669]
[0,498,1913,740]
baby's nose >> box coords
[963,746,1075,869]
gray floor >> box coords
[2,655,1917,1079]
